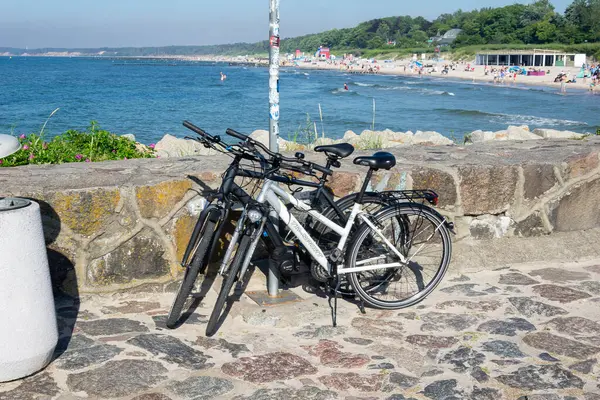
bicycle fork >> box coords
[238,217,268,282]
[218,210,247,276]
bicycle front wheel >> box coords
[205,233,251,337]
[347,204,452,310]
[167,217,217,329]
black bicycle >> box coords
[167,122,453,332]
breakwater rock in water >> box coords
[469,125,588,143]
[153,126,596,157]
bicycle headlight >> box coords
[247,208,263,223]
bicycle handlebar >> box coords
[183,121,333,177]
[225,128,333,176]
[224,128,249,141]
[183,120,209,139]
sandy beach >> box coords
[295,58,595,92]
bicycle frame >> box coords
[212,156,348,276]
[250,179,409,276]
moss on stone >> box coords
[136,180,192,219]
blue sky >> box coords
[1,0,573,48]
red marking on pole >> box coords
[270,36,280,48]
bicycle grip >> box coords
[183,121,208,137]
[225,128,249,141]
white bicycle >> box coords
[204,128,453,336]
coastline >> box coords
[294,59,595,92]
[3,53,594,92]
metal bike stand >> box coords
[267,0,281,298]
[244,1,302,307]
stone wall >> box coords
[2,137,600,295]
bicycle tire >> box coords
[166,219,217,329]
[347,204,452,310]
[205,233,251,337]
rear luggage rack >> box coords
[380,190,439,206]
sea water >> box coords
[0,57,597,144]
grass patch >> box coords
[0,121,155,167]
[358,134,385,150]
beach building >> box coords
[439,29,462,46]
[475,50,586,68]
[430,29,463,46]
[315,46,331,60]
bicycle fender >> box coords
[385,202,455,234]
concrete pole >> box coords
[267,0,281,297]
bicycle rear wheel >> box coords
[347,204,451,310]
[205,233,251,337]
[167,210,219,329]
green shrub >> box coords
[0,121,155,167]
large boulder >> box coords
[350,131,401,149]
[506,126,541,141]
[470,130,509,143]
[155,134,216,158]
[349,130,415,149]
[412,131,453,146]
[374,129,413,143]
[313,137,336,147]
[250,129,293,149]
[343,130,359,141]
[470,130,495,143]
[533,129,585,139]
[470,126,540,143]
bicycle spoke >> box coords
[349,206,451,309]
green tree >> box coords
[376,21,391,42]
[535,20,558,42]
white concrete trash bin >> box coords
[0,198,58,382]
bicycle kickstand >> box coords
[357,297,367,315]
[329,279,342,328]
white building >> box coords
[475,50,587,68]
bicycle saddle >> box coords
[314,143,355,159]
[353,152,396,170]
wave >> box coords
[435,108,587,126]
[352,82,377,87]
[330,88,360,95]
[350,82,391,89]
[378,86,455,96]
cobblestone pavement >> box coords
[2,260,600,400]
